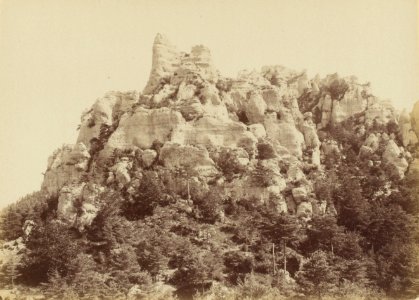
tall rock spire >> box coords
[142,33,181,95]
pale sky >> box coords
[0,0,418,208]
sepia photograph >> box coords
[0,0,418,299]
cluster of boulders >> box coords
[38,34,419,230]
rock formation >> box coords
[37,33,419,229]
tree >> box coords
[19,221,80,284]
[304,215,340,254]
[194,188,224,224]
[171,243,224,291]
[260,213,299,274]
[296,250,338,299]
[122,171,165,220]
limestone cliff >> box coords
[39,33,419,229]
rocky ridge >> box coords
[39,33,419,230]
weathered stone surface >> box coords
[321,140,340,157]
[143,34,181,95]
[42,143,90,195]
[317,95,333,129]
[296,201,313,218]
[302,118,320,149]
[57,183,104,230]
[364,133,380,152]
[141,149,158,167]
[261,87,282,112]
[412,101,419,137]
[246,92,267,123]
[105,107,185,152]
[248,123,266,139]
[77,91,138,147]
[183,116,258,149]
[365,99,396,127]
[382,140,408,179]
[264,113,305,157]
[111,157,133,187]
[287,162,305,182]
[292,186,308,203]
[331,88,367,125]
[57,183,84,226]
[159,142,217,177]
[399,110,418,147]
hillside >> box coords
[1,34,419,299]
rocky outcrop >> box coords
[110,157,133,187]
[57,183,104,230]
[159,142,217,177]
[42,143,90,194]
[143,34,181,95]
[412,101,419,137]
[141,149,158,168]
[382,140,409,179]
[77,91,138,147]
[183,116,258,150]
[264,113,305,157]
[399,110,418,147]
[104,107,185,153]
[36,34,418,234]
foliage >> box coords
[295,250,339,298]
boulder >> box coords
[364,133,380,152]
[111,157,133,187]
[248,123,266,139]
[245,92,267,123]
[292,186,308,203]
[141,149,158,167]
[296,202,313,218]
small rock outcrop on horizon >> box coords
[1,34,419,299]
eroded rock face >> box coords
[412,101,419,137]
[398,109,419,147]
[264,113,305,157]
[183,116,258,149]
[331,89,367,125]
[159,142,217,177]
[35,34,419,233]
[77,91,138,147]
[111,157,133,187]
[42,143,90,195]
[57,183,104,230]
[105,107,185,152]
[143,34,181,95]
[141,149,158,167]
[382,140,409,179]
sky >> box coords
[0,0,418,208]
